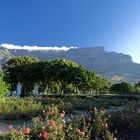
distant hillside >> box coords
[0,47,14,64]
[0,45,140,82]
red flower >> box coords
[25,127,30,134]
[79,131,85,137]
[43,131,49,139]
[50,121,56,126]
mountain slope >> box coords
[0,47,15,64]
[0,46,140,82]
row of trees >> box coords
[3,57,111,96]
[2,56,140,97]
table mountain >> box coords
[0,46,140,82]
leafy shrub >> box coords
[0,97,48,120]
[5,106,115,140]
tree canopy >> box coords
[110,82,134,93]
[3,57,111,96]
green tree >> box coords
[93,76,111,93]
[3,56,112,96]
[3,56,40,96]
[110,82,134,93]
[49,58,79,94]
[0,71,9,98]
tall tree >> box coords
[0,71,10,98]
[49,59,79,94]
[3,56,40,96]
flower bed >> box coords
[4,106,116,140]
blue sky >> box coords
[0,0,140,63]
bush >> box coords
[5,106,115,140]
[0,97,48,120]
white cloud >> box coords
[0,43,77,51]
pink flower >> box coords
[8,124,13,129]
[108,115,112,118]
[62,119,66,123]
[43,131,49,139]
[61,111,65,117]
[77,129,81,133]
[25,127,30,134]
[79,131,85,137]
[40,133,43,137]
[77,129,85,137]
[50,121,56,126]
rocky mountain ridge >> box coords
[0,46,139,82]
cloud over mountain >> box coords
[1,44,140,82]
[1,44,77,51]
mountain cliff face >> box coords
[0,46,140,82]
[0,47,14,64]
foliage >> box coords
[110,82,134,93]
[40,98,73,114]
[5,106,115,140]
[0,71,10,98]
[35,95,137,111]
[111,103,140,139]
[3,56,40,96]
[133,81,140,94]
[0,97,48,120]
[3,57,111,96]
